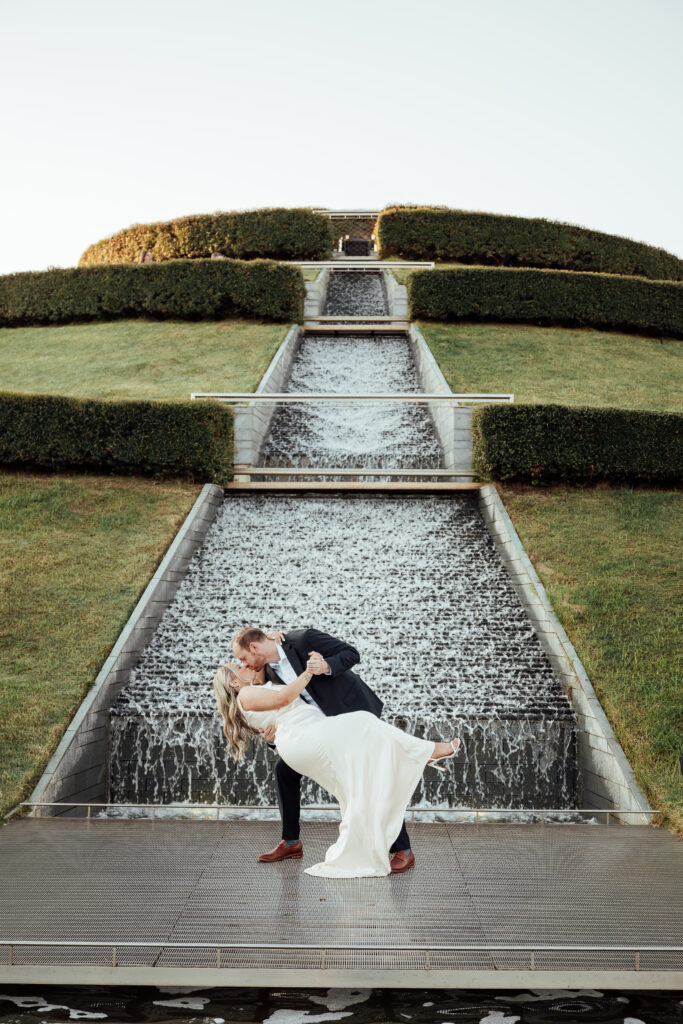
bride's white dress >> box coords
[237,681,434,878]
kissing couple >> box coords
[213,626,460,879]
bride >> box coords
[213,654,459,878]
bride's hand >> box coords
[266,630,286,643]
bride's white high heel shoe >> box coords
[427,738,460,772]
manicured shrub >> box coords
[80,208,333,265]
[407,266,683,339]
[472,404,682,485]
[0,259,305,327]
[377,207,683,281]
[0,392,234,483]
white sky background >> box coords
[2,0,681,275]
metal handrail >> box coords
[4,801,658,822]
[284,260,435,268]
[0,939,679,975]
[235,469,474,478]
[1,940,679,951]
[191,391,514,403]
[303,315,409,321]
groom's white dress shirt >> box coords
[269,643,328,710]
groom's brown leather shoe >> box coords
[390,850,415,873]
[258,840,303,862]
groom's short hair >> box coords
[234,626,267,650]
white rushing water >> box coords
[259,333,443,471]
[110,494,576,809]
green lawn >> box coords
[0,319,288,400]
[499,484,682,834]
[0,473,202,820]
[419,322,682,412]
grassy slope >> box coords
[0,474,201,819]
[0,319,288,400]
[499,484,682,834]
[419,322,682,412]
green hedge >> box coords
[80,208,333,265]
[0,392,233,483]
[472,404,682,485]
[377,207,683,281]
[0,259,304,327]
[407,266,683,338]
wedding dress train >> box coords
[237,681,434,878]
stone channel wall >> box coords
[303,267,331,317]
[233,324,302,471]
[478,485,652,823]
[383,269,409,317]
[384,270,472,477]
[27,484,225,816]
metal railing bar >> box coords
[2,940,680,952]
[240,469,475,478]
[191,392,513,402]
[304,315,410,321]
[284,261,435,268]
[10,800,658,815]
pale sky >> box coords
[2,0,681,276]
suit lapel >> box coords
[281,641,304,674]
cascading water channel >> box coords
[260,272,443,474]
[108,271,577,814]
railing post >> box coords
[112,946,117,967]
[635,950,640,971]
[530,951,535,970]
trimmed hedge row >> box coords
[0,392,233,483]
[407,266,683,338]
[377,207,683,281]
[0,259,305,327]
[472,404,682,485]
[80,208,333,265]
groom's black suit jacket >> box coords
[264,627,383,718]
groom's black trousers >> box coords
[276,758,412,854]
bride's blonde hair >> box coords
[213,664,260,761]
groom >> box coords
[232,625,415,873]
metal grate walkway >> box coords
[1,818,681,988]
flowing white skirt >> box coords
[275,708,433,878]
